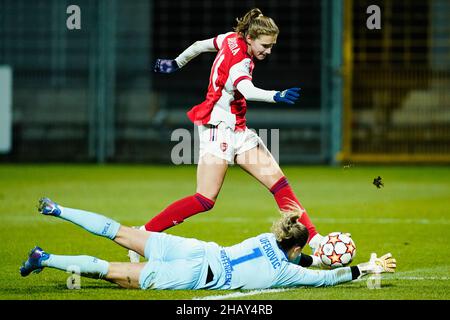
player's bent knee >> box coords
[113,226,139,250]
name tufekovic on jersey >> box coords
[259,236,282,270]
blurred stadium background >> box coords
[1,0,448,165]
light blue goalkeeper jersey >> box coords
[139,232,353,290]
[204,233,353,290]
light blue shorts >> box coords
[139,232,208,290]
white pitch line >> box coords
[189,216,450,225]
[353,275,450,282]
[393,276,450,280]
[193,288,294,300]
[312,217,450,225]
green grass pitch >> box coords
[0,164,449,300]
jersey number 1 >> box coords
[229,248,263,267]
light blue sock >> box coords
[59,207,121,240]
[41,254,109,279]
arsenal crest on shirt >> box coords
[220,142,228,152]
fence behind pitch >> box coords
[341,0,450,163]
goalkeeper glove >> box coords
[357,252,397,278]
[153,58,180,73]
[309,233,324,255]
[274,87,301,104]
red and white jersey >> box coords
[187,32,254,131]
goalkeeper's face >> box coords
[247,34,277,60]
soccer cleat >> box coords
[128,249,141,263]
[38,197,61,216]
[20,246,50,277]
[128,226,142,263]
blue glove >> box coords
[153,59,179,73]
[274,87,301,104]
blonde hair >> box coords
[271,202,309,252]
[234,8,279,39]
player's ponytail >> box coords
[234,8,279,39]
[271,204,309,252]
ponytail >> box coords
[271,204,309,252]
[234,8,279,39]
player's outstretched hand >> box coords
[376,253,397,273]
[153,58,180,73]
[357,252,397,277]
[274,87,301,104]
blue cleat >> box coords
[38,197,61,216]
[20,246,50,277]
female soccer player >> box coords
[139,8,323,259]
[20,198,396,290]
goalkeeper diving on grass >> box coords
[20,198,396,290]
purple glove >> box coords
[153,59,180,73]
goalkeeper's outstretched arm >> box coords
[289,252,396,287]
[296,252,396,274]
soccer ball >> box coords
[316,232,356,268]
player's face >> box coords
[247,34,277,60]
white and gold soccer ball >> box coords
[316,232,356,268]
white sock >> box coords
[42,254,109,279]
[58,206,121,240]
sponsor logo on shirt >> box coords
[220,142,228,152]
[243,59,251,72]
